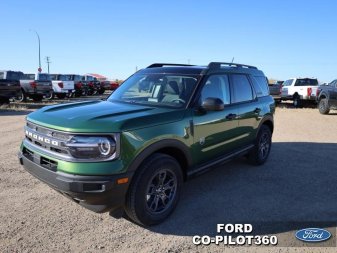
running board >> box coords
[187,144,254,178]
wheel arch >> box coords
[257,115,274,135]
[127,139,192,181]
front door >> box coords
[192,74,241,165]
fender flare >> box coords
[256,115,274,137]
[126,139,193,174]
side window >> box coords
[200,74,230,104]
[231,74,254,103]
[251,76,269,97]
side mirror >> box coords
[202,97,225,111]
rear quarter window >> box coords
[251,76,269,97]
[231,74,254,103]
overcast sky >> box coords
[1,0,337,82]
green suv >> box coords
[18,62,275,226]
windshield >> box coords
[62,75,73,81]
[38,74,51,81]
[108,73,199,108]
[282,79,293,86]
[6,71,23,80]
[86,76,94,81]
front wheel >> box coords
[318,98,330,115]
[247,125,272,166]
[14,90,27,102]
[125,154,183,226]
[45,91,54,100]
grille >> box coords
[25,122,73,158]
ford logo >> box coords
[295,228,331,242]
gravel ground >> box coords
[0,107,337,253]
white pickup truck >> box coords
[281,78,319,107]
[49,74,75,99]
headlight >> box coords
[65,136,116,160]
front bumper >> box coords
[18,151,131,213]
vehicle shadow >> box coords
[149,142,337,236]
[276,102,317,109]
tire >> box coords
[45,91,54,100]
[31,94,43,102]
[87,89,94,96]
[247,125,272,166]
[56,93,67,99]
[318,98,330,115]
[125,153,183,226]
[0,97,10,105]
[14,90,27,102]
[98,88,105,95]
[293,95,302,108]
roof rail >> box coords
[208,62,258,70]
[147,63,195,68]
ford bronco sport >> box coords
[18,62,275,226]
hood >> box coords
[27,100,185,133]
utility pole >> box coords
[135,66,138,72]
[29,29,42,72]
[45,56,51,74]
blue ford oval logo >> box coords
[295,228,331,242]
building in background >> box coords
[86,73,107,81]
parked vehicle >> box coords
[17,73,53,102]
[49,74,75,99]
[19,62,274,226]
[63,75,85,97]
[103,81,119,91]
[0,70,22,104]
[281,78,319,107]
[316,79,337,114]
[268,80,283,103]
[83,75,103,95]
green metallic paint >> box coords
[21,80,274,177]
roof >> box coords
[87,73,107,79]
[140,62,264,76]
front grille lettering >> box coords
[25,129,59,146]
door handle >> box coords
[226,113,237,120]
[254,108,261,114]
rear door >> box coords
[192,74,240,164]
[230,74,262,146]
[331,80,337,106]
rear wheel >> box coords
[318,98,330,115]
[293,95,302,108]
[31,94,43,102]
[56,93,67,99]
[125,154,183,226]
[247,125,272,165]
[0,97,10,105]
